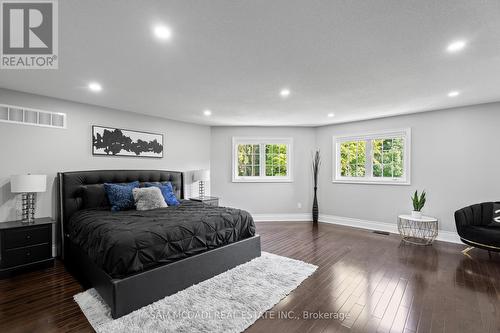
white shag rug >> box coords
[74,252,317,333]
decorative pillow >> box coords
[133,187,168,211]
[81,184,110,209]
[145,182,180,206]
[492,203,500,225]
[104,181,139,211]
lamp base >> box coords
[198,181,205,198]
[21,192,36,224]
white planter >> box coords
[411,211,422,219]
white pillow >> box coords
[133,187,168,211]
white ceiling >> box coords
[1,0,499,126]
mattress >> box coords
[67,200,256,278]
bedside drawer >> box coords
[2,243,51,267]
[3,226,51,249]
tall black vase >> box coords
[312,187,318,224]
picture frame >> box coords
[92,125,164,158]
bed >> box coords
[58,170,261,318]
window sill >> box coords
[232,178,293,183]
[332,179,410,186]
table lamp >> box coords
[192,169,210,198]
[11,174,47,223]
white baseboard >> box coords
[252,213,311,222]
[319,214,396,233]
[253,213,461,244]
[433,231,462,244]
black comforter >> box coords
[68,200,256,278]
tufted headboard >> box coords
[57,170,184,256]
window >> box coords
[232,137,293,182]
[333,129,411,184]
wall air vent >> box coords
[0,104,66,129]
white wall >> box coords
[0,88,211,222]
[316,102,500,232]
[3,87,499,235]
[210,127,316,215]
[210,104,500,233]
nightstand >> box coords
[189,196,219,207]
[0,217,55,278]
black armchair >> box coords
[455,202,500,254]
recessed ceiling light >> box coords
[448,91,460,97]
[153,25,172,41]
[88,82,102,92]
[327,113,335,118]
[203,109,212,116]
[280,89,291,98]
[446,40,467,53]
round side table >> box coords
[397,215,438,245]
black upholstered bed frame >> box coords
[58,170,261,319]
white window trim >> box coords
[232,137,293,183]
[332,128,411,185]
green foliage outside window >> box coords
[372,138,404,178]
[340,141,366,177]
[339,138,404,178]
[238,143,288,177]
[265,144,287,176]
[238,144,260,176]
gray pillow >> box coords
[133,187,167,211]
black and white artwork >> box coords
[92,125,164,158]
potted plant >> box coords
[312,150,321,224]
[411,190,426,219]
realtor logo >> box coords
[1,0,58,69]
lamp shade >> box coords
[11,174,47,193]
[192,169,210,182]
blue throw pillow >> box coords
[145,182,180,206]
[104,181,140,211]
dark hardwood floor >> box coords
[0,222,499,333]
